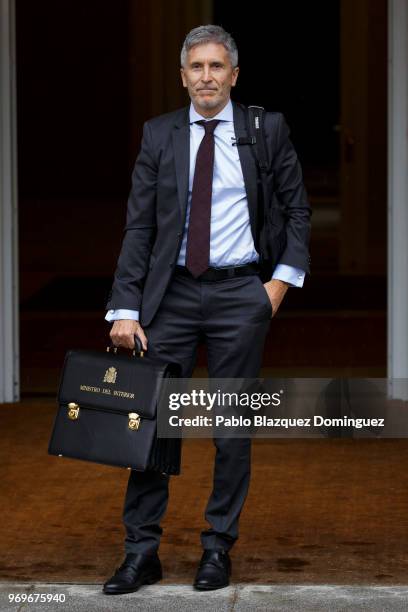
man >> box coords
[103,25,311,594]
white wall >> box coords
[0,0,19,402]
[388,0,408,398]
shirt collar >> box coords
[189,98,233,124]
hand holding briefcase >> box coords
[48,336,182,475]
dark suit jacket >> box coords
[106,100,311,328]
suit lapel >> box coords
[232,101,259,242]
[172,107,190,222]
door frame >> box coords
[1,0,407,401]
[0,0,19,403]
[388,0,408,393]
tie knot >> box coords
[196,119,220,135]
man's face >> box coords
[180,42,239,116]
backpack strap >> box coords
[233,103,274,274]
[247,105,269,174]
[246,106,272,262]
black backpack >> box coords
[235,104,287,282]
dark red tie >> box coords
[185,119,220,278]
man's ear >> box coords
[180,68,187,88]
[231,66,239,87]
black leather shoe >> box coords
[103,552,162,595]
[193,549,231,591]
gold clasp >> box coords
[68,402,80,420]
[128,412,141,430]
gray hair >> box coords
[180,25,238,69]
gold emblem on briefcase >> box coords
[103,366,117,384]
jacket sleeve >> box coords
[105,121,157,311]
[270,113,312,273]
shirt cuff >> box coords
[272,264,305,287]
[105,309,140,322]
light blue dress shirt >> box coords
[106,99,305,322]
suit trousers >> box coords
[122,267,272,554]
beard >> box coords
[194,92,220,109]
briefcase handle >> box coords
[106,334,144,358]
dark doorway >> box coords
[16,0,387,394]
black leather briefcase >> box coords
[48,338,182,475]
